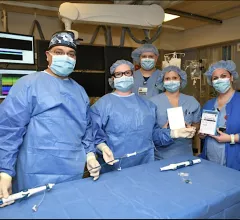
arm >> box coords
[81,102,95,154]
[90,102,109,147]
[0,83,31,177]
[152,105,174,146]
[90,101,115,165]
[152,123,174,146]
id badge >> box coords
[199,110,219,135]
[138,87,148,95]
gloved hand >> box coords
[97,143,117,165]
[0,172,14,208]
[86,152,101,181]
[170,127,196,139]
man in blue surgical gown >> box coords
[0,31,100,207]
[90,60,196,174]
[131,44,162,99]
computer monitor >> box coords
[0,32,35,65]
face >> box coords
[163,71,181,82]
[140,52,158,63]
[211,68,233,82]
[112,64,133,80]
[46,45,76,65]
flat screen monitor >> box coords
[0,32,35,65]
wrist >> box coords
[87,152,96,162]
[230,134,235,145]
[0,172,12,180]
[97,143,108,151]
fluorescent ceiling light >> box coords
[164,13,180,22]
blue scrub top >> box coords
[150,93,201,159]
[131,69,161,99]
[206,93,234,166]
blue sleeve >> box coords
[152,105,174,146]
[81,101,95,154]
[152,124,174,146]
[192,100,201,123]
[0,81,32,177]
[90,99,109,147]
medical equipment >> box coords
[178,172,192,184]
[0,183,55,206]
[160,159,201,171]
[58,3,165,45]
[59,3,164,30]
[162,52,185,69]
[184,59,209,105]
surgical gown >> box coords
[131,69,161,99]
[150,93,201,159]
[0,71,94,192]
[90,93,173,173]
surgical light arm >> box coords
[59,2,165,39]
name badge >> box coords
[138,87,148,95]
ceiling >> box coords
[0,0,240,32]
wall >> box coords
[175,15,240,50]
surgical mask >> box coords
[163,80,181,93]
[212,78,231,93]
[140,58,155,70]
[114,75,134,92]
[49,55,76,77]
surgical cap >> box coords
[110,60,134,75]
[205,60,239,85]
[131,44,159,63]
[156,65,187,91]
[49,31,77,51]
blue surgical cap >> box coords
[131,44,159,63]
[205,60,239,85]
[156,65,187,91]
[49,31,77,51]
[110,60,134,75]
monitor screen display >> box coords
[0,32,35,65]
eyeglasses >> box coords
[49,50,76,58]
[113,70,133,78]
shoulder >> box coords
[181,94,200,105]
[133,69,141,76]
[136,94,157,109]
[92,93,112,106]
[69,78,88,97]
[150,93,165,103]
[203,97,216,109]
[8,72,42,96]
[154,69,161,76]
[233,91,240,99]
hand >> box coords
[86,153,101,181]
[0,172,14,208]
[170,127,196,139]
[185,122,191,128]
[198,130,207,139]
[97,143,118,165]
[210,129,231,143]
[162,121,169,129]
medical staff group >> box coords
[0,31,240,207]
